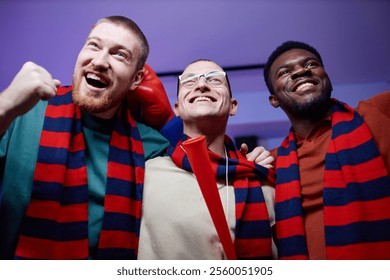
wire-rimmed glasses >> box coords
[179,71,226,88]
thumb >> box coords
[239,143,249,157]
[54,79,61,88]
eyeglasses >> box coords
[179,71,226,88]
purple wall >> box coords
[1,0,389,148]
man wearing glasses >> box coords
[138,59,276,260]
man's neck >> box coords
[184,123,227,157]
[82,110,116,135]
[289,106,332,137]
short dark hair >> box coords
[263,41,323,95]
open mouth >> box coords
[189,96,217,103]
[85,73,109,88]
[292,79,318,92]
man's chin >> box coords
[73,90,126,116]
[294,96,331,118]
[73,91,103,112]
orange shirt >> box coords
[295,118,331,259]
[272,91,390,259]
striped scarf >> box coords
[169,135,275,259]
[15,87,145,259]
[275,98,390,259]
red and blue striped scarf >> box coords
[169,135,275,259]
[275,98,390,259]
[15,87,145,259]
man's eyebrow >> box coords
[274,63,290,76]
[275,56,320,71]
[86,36,101,42]
[276,63,288,71]
[86,36,133,58]
[305,56,322,65]
[116,45,133,59]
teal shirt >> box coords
[0,101,169,259]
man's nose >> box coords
[196,77,210,91]
[91,52,109,69]
[291,66,310,80]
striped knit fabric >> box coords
[275,98,390,259]
[15,87,145,259]
[169,135,275,259]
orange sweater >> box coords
[271,91,390,259]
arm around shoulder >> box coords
[358,91,390,118]
[357,90,390,173]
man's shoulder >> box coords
[135,121,170,159]
[357,91,390,117]
[146,155,172,166]
[145,156,183,174]
[13,100,48,126]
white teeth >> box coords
[86,73,101,81]
[296,82,314,91]
[195,96,212,102]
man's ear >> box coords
[269,95,280,108]
[229,99,238,116]
[129,69,145,91]
[173,102,180,117]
